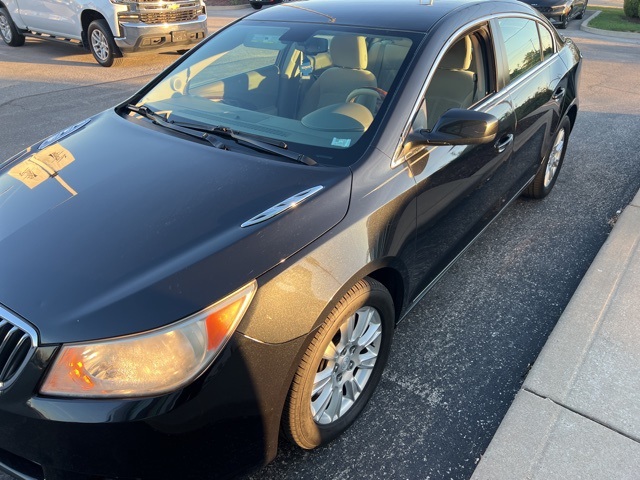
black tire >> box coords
[576,2,587,19]
[87,19,122,67]
[524,116,571,199]
[250,3,263,9]
[0,8,25,47]
[283,277,394,449]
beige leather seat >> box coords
[425,36,477,130]
[298,35,377,118]
[367,38,411,92]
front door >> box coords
[402,26,518,299]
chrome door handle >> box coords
[552,87,566,101]
[495,134,514,153]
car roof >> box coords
[246,0,536,33]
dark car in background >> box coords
[520,0,588,28]
[0,0,580,478]
[249,0,284,9]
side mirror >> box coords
[407,109,499,148]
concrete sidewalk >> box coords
[472,189,640,479]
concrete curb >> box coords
[581,9,640,40]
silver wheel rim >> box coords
[91,29,109,62]
[544,128,565,188]
[0,15,12,43]
[311,306,382,425]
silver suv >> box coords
[0,0,208,66]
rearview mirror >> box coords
[407,109,499,148]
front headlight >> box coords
[40,281,256,398]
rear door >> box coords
[15,0,79,37]
[492,17,566,195]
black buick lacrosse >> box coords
[0,0,580,478]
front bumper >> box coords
[0,333,305,480]
[535,8,570,24]
[115,16,208,53]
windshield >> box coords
[137,21,421,166]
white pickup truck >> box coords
[0,0,208,66]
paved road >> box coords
[1,9,639,480]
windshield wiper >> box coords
[125,104,316,166]
[169,121,317,167]
[124,104,227,150]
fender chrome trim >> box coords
[241,185,324,228]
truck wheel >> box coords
[0,8,25,47]
[250,3,263,9]
[87,19,122,67]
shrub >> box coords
[623,0,640,18]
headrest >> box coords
[439,36,472,70]
[330,35,368,70]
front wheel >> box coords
[283,278,394,449]
[250,3,263,9]
[0,8,25,47]
[524,116,571,199]
[87,19,122,67]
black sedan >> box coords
[519,0,588,28]
[0,0,580,478]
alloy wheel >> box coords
[311,306,382,425]
[0,14,12,43]
[545,128,565,188]
[91,29,110,62]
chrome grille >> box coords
[0,311,37,390]
[140,9,199,23]
[137,1,201,24]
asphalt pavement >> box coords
[1,6,639,480]
[473,187,640,479]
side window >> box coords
[415,29,491,131]
[497,18,542,83]
[538,23,555,60]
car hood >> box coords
[0,110,352,344]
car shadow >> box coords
[1,38,183,68]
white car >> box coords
[0,0,208,66]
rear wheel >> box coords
[0,8,25,47]
[524,116,571,199]
[87,19,122,67]
[250,2,262,9]
[283,278,394,449]
[576,2,587,19]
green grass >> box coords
[587,6,640,33]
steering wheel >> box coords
[346,87,388,114]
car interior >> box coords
[139,27,415,155]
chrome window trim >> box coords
[537,20,558,57]
[391,12,560,169]
[0,305,39,347]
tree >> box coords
[623,0,640,19]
